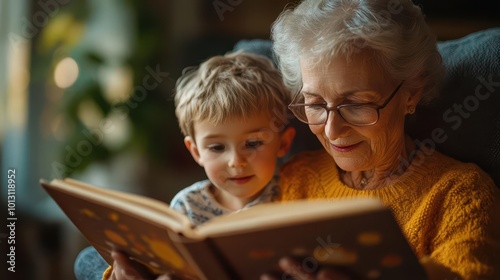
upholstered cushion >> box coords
[407,28,500,186]
[234,28,500,186]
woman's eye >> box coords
[304,96,325,104]
[306,104,326,110]
[246,140,264,149]
[208,144,225,152]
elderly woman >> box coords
[268,0,500,279]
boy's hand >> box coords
[109,251,172,280]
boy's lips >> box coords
[229,175,254,184]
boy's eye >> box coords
[208,144,225,152]
[246,140,264,149]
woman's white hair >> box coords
[272,0,444,104]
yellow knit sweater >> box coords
[279,149,500,279]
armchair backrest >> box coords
[407,28,500,187]
[234,28,500,187]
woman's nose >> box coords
[324,110,349,140]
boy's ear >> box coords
[184,136,204,167]
[277,126,296,157]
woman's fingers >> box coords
[279,257,315,280]
[259,275,278,280]
[156,275,173,280]
[316,269,350,280]
[278,257,351,280]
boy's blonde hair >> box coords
[174,51,291,137]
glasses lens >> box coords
[289,94,381,126]
[338,105,378,126]
[289,105,309,124]
[304,105,327,124]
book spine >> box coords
[180,239,235,280]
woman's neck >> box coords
[340,135,418,190]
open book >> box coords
[41,178,427,280]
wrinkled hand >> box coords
[109,251,171,280]
[260,257,351,280]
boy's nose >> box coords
[228,151,247,168]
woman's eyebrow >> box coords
[301,89,379,99]
[300,90,323,97]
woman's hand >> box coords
[260,257,351,280]
[109,251,171,280]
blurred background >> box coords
[0,0,498,279]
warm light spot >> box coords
[54,57,79,88]
[99,65,133,102]
[7,39,30,128]
[77,99,103,128]
[101,111,131,149]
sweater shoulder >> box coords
[407,150,499,212]
[279,149,338,200]
[281,149,332,171]
[420,150,496,192]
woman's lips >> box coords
[229,175,254,184]
[330,142,362,152]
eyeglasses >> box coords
[288,81,404,126]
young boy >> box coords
[99,51,295,280]
[171,51,296,225]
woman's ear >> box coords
[184,136,204,167]
[277,126,296,157]
[404,81,425,114]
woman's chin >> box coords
[331,156,367,172]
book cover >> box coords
[41,178,427,280]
